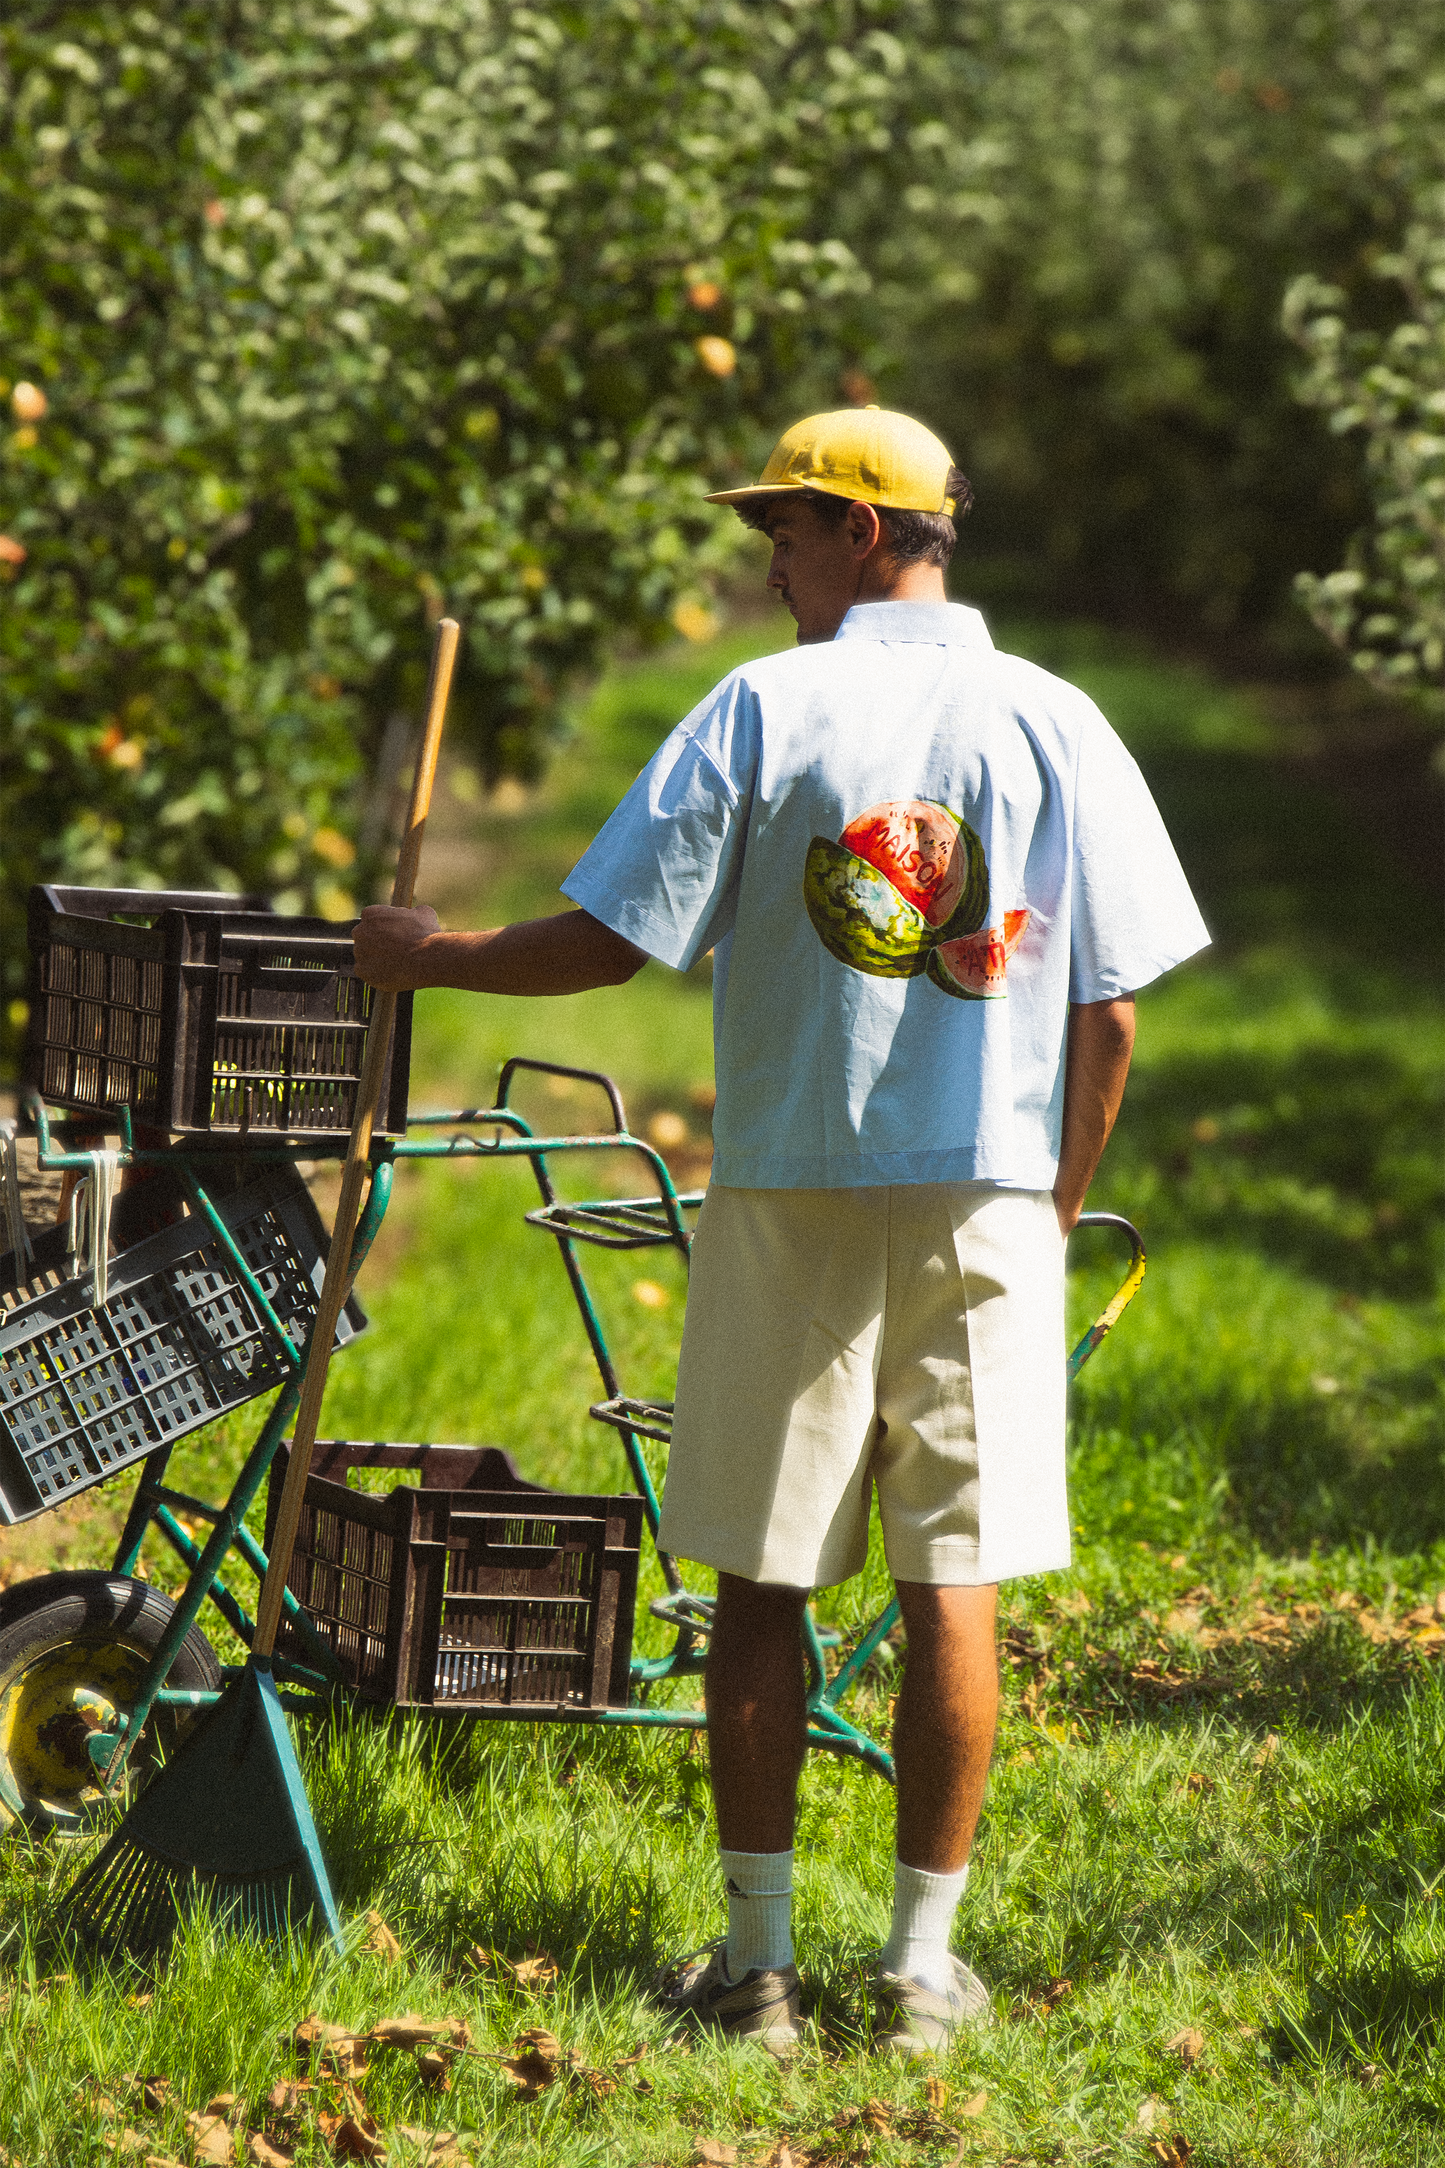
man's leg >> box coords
[700,1572,810,1981]
[878,1581,998,2003]
[891,1580,998,1871]
[705,1572,810,1850]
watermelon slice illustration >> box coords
[927,909,1031,999]
[803,798,989,978]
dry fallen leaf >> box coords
[763,2145,796,2168]
[693,2146,737,2167]
[246,2135,294,2168]
[924,2077,950,2110]
[513,2025,564,2064]
[126,2076,173,2116]
[860,2101,894,2133]
[499,1950,559,1991]
[1253,1733,1281,1767]
[183,2112,234,2165]
[203,2093,237,2119]
[364,1910,403,1963]
[1166,2026,1206,2066]
[1135,2095,1171,2132]
[1148,2141,1193,2167]
[320,2111,388,2162]
[368,2015,454,2053]
[498,2028,570,2100]
[417,2052,452,2092]
[1039,1977,1073,2012]
[265,2080,311,2120]
[105,2131,150,2159]
[961,2090,989,2119]
[291,2016,367,2079]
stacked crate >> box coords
[0,886,409,1522]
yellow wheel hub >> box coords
[0,1639,143,1817]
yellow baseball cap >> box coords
[706,405,957,515]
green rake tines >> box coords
[67,1662,340,1955]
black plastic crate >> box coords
[24,885,411,1142]
[0,1165,366,1525]
[264,1441,644,1715]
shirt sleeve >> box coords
[560,669,759,971]
[1069,711,1211,1001]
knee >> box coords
[712,1572,810,1650]
[893,1581,998,1664]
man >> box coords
[355,407,1209,2057]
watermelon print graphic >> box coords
[928,909,1032,999]
[839,800,977,928]
[804,799,1029,997]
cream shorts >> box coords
[657,1182,1070,1590]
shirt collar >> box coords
[834,600,994,648]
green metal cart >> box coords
[0,1061,1144,1829]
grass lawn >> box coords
[1,599,1442,2166]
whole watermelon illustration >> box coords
[803,799,989,978]
[927,909,1032,999]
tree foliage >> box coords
[1285,196,1445,717]
[4,0,1445,1068]
[0,0,887,1034]
[837,0,1445,637]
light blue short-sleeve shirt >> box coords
[562,600,1209,1189]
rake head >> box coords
[67,1662,342,1959]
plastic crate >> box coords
[0,1164,366,1525]
[263,1441,644,1715]
[24,885,411,1142]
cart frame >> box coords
[4,1062,1144,1816]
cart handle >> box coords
[1066,1211,1146,1380]
[495,1056,629,1135]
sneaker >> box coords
[873,1954,992,2056]
[653,1939,801,2054]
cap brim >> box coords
[703,480,816,505]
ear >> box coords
[844,499,883,558]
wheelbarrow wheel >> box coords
[0,1572,222,1832]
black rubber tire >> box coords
[0,1572,223,1831]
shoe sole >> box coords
[655,1963,802,2055]
[878,2020,950,2057]
[873,1987,992,2056]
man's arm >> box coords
[353,903,648,995]
[1053,995,1136,1233]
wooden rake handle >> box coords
[253,617,460,1660]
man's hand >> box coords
[1053,996,1136,1234]
[353,904,647,996]
[354,903,442,991]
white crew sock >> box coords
[879,1855,969,1993]
[719,1847,794,1978]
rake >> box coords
[67,617,460,1957]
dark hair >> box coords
[736,466,974,567]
